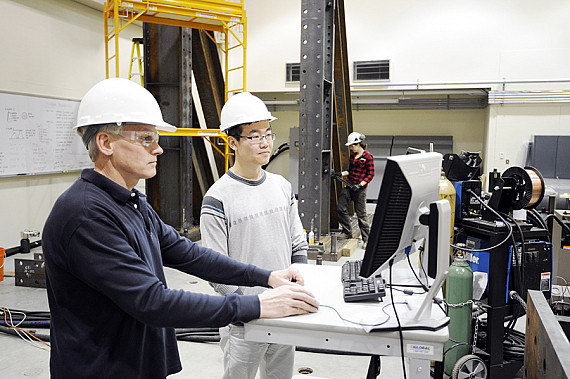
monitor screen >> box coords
[359,152,443,279]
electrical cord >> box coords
[488,212,524,340]
[319,304,392,328]
[1,307,50,350]
[389,259,407,379]
[476,320,525,361]
[499,211,526,286]
[262,143,289,170]
[406,253,428,292]
[443,341,468,356]
[528,209,551,243]
[406,248,447,315]
[509,291,527,313]
[545,213,570,237]
[386,286,425,295]
[450,189,514,253]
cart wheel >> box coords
[451,354,487,379]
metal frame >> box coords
[298,0,335,238]
[526,290,570,378]
[159,128,231,172]
[104,0,247,100]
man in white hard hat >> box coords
[337,131,375,248]
[200,92,309,379]
[42,79,318,379]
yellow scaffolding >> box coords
[104,0,247,101]
[159,128,232,172]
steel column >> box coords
[330,0,352,228]
[298,0,334,238]
[180,28,193,232]
[144,24,194,231]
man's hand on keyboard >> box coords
[258,284,320,318]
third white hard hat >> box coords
[345,132,365,146]
[75,78,176,132]
[219,92,277,133]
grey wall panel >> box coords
[532,136,558,178]
[556,136,570,179]
[364,136,393,202]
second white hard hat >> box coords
[346,131,365,146]
[219,92,276,133]
[75,78,177,132]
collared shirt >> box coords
[347,149,375,187]
[43,169,271,379]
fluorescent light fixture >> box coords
[352,98,399,104]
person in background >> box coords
[337,131,375,249]
[42,79,318,379]
[200,92,309,379]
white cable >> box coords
[3,307,49,351]
[555,276,569,299]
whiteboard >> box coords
[0,92,93,177]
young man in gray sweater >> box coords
[200,92,309,379]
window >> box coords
[286,63,300,82]
[353,60,389,81]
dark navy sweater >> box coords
[43,169,271,378]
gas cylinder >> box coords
[439,171,456,259]
[443,251,473,375]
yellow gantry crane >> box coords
[104,0,247,101]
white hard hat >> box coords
[219,92,277,133]
[75,78,177,132]
[345,132,365,146]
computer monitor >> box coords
[359,151,446,281]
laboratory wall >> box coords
[246,0,570,91]
[486,104,570,174]
[245,0,570,175]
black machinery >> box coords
[484,166,545,220]
[443,153,551,379]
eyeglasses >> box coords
[119,130,160,147]
[237,133,276,144]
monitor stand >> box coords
[375,200,452,331]
[372,270,449,332]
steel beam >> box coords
[330,0,352,228]
[525,290,570,378]
[298,0,334,238]
[144,24,194,231]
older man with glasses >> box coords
[200,92,309,379]
[42,79,318,379]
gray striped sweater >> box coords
[200,170,308,296]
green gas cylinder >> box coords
[443,251,473,375]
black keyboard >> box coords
[341,260,386,302]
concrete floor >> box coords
[0,230,416,379]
